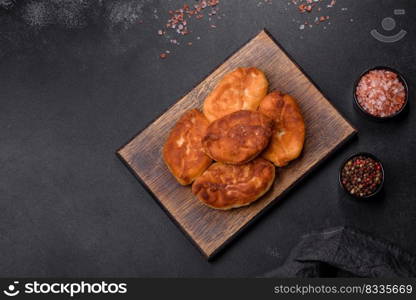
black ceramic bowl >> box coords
[353,66,409,120]
[339,152,385,200]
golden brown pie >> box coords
[202,110,273,165]
[203,67,269,122]
[192,158,275,210]
[163,109,212,185]
[258,91,305,167]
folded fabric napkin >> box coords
[263,226,416,277]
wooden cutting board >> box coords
[117,30,357,259]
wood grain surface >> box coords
[117,30,357,259]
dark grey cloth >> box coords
[264,227,416,278]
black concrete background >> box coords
[0,0,415,277]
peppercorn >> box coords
[341,155,383,197]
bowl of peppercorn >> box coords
[339,152,384,199]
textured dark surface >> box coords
[264,227,416,277]
[0,0,415,277]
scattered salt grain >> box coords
[159,0,220,59]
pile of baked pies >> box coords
[163,67,305,210]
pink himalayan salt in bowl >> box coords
[354,68,408,119]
